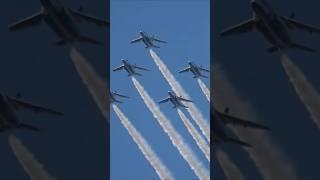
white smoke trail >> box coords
[131,77,209,180]
[149,49,210,142]
[281,54,320,129]
[70,48,108,120]
[177,108,210,161]
[216,150,246,180]
[112,104,174,180]
[197,78,210,102]
[213,66,299,180]
[9,135,57,180]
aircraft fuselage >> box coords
[189,63,202,77]
[168,92,185,108]
[140,31,154,48]
[122,61,136,76]
[211,108,229,145]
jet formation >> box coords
[113,59,149,76]
[0,93,63,132]
[131,31,167,48]
[9,0,109,46]
[221,0,320,52]
[110,91,129,104]
[158,91,193,109]
[179,61,210,78]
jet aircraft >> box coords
[110,91,129,104]
[158,91,193,108]
[0,93,63,132]
[9,0,109,46]
[221,0,320,52]
[131,31,167,48]
[179,61,210,78]
[113,59,149,76]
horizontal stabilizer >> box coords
[18,123,41,132]
[291,43,315,52]
[226,137,252,147]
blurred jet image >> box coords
[158,91,193,109]
[110,91,129,104]
[9,0,109,46]
[221,0,320,52]
[179,61,210,78]
[211,102,271,148]
[0,93,63,132]
[131,31,167,48]
[113,59,149,76]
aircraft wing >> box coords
[152,38,167,43]
[178,67,191,73]
[158,97,170,104]
[178,97,193,103]
[112,65,125,71]
[71,10,109,26]
[114,93,129,98]
[133,65,149,71]
[131,37,143,44]
[220,18,256,37]
[217,111,271,131]
[281,16,320,33]
[9,11,45,31]
[8,97,64,116]
[199,67,210,72]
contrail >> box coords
[216,150,246,180]
[69,47,108,120]
[112,104,174,180]
[177,108,210,161]
[281,53,320,129]
[197,78,210,102]
[131,76,209,180]
[149,49,210,142]
[9,135,56,180]
[213,66,299,180]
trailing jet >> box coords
[220,0,320,53]
[131,31,167,48]
[0,93,63,132]
[9,0,109,46]
[110,91,129,104]
[211,102,271,148]
[113,59,149,76]
[158,91,193,108]
[179,61,210,78]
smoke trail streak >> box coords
[112,104,174,180]
[149,49,210,142]
[70,48,108,120]
[281,54,320,128]
[9,135,56,180]
[213,66,299,180]
[216,150,246,180]
[177,109,210,161]
[197,78,210,102]
[131,76,209,180]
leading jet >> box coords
[9,0,109,46]
[113,59,149,76]
[179,61,210,79]
[158,91,193,108]
[220,0,320,53]
[110,91,129,104]
[131,31,167,48]
[0,93,63,132]
[211,102,271,147]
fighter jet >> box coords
[0,93,63,132]
[110,91,129,104]
[220,0,320,53]
[131,31,167,48]
[113,59,149,76]
[9,0,109,46]
[211,102,271,147]
[158,91,193,108]
[179,61,210,78]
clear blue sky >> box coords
[110,0,210,179]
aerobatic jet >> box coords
[158,91,193,108]
[0,93,63,132]
[179,61,210,78]
[212,102,271,147]
[113,59,149,76]
[9,0,109,46]
[110,91,129,104]
[221,0,320,52]
[131,31,167,48]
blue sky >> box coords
[110,0,210,179]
